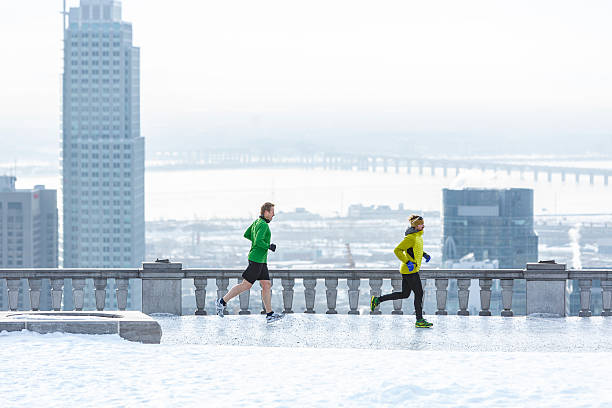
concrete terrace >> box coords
[3,314,612,407]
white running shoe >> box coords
[266,312,284,323]
[215,298,225,317]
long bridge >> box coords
[149,151,612,186]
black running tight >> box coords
[378,273,424,320]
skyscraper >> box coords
[0,177,58,310]
[442,188,538,268]
[62,0,144,270]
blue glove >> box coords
[423,253,431,263]
[406,261,415,271]
[269,243,277,252]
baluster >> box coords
[194,277,207,315]
[51,278,64,311]
[457,278,470,316]
[72,278,86,311]
[239,278,251,315]
[303,278,316,313]
[216,277,229,313]
[435,278,448,315]
[579,279,592,317]
[7,278,20,311]
[347,278,360,315]
[116,278,129,311]
[369,278,383,315]
[601,280,612,316]
[94,278,107,311]
[28,278,42,311]
[281,278,295,314]
[501,279,514,317]
[479,278,492,316]
[325,278,338,314]
[391,278,403,315]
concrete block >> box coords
[141,279,182,315]
[0,322,26,332]
[0,311,162,344]
[119,321,162,344]
[141,262,183,316]
[526,280,567,316]
[26,322,117,335]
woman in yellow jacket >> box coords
[370,215,433,328]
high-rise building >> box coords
[62,0,144,269]
[442,188,538,316]
[442,188,538,268]
[0,177,58,310]
[62,0,144,309]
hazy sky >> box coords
[1,0,611,155]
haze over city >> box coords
[1,0,611,160]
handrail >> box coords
[1,268,610,280]
[2,265,611,317]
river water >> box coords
[14,165,612,220]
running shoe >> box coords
[266,312,284,323]
[415,318,433,328]
[215,298,225,318]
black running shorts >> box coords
[242,260,270,284]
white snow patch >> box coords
[2,319,612,407]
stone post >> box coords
[601,280,612,317]
[303,278,317,313]
[347,279,360,315]
[435,278,448,315]
[281,278,295,314]
[28,278,42,311]
[457,278,471,316]
[72,278,86,311]
[141,262,183,316]
[116,278,129,311]
[525,262,568,317]
[94,278,107,311]
[391,278,403,315]
[369,278,383,315]
[194,277,207,315]
[578,279,592,317]
[325,278,338,314]
[479,278,492,316]
[51,278,64,311]
[7,278,20,311]
[216,277,229,302]
[501,279,514,317]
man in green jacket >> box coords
[216,202,284,322]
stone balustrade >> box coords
[2,263,612,317]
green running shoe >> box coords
[415,318,433,328]
[370,296,380,312]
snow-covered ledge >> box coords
[1,264,612,317]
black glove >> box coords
[269,243,277,252]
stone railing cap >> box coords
[141,262,182,270]
[526,262,566,270]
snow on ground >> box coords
[2,315,612,407]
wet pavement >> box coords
[155,314,612,352]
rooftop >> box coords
[3,314,612,407]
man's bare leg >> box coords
[260,280,272,313]
[223,279,253,303]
